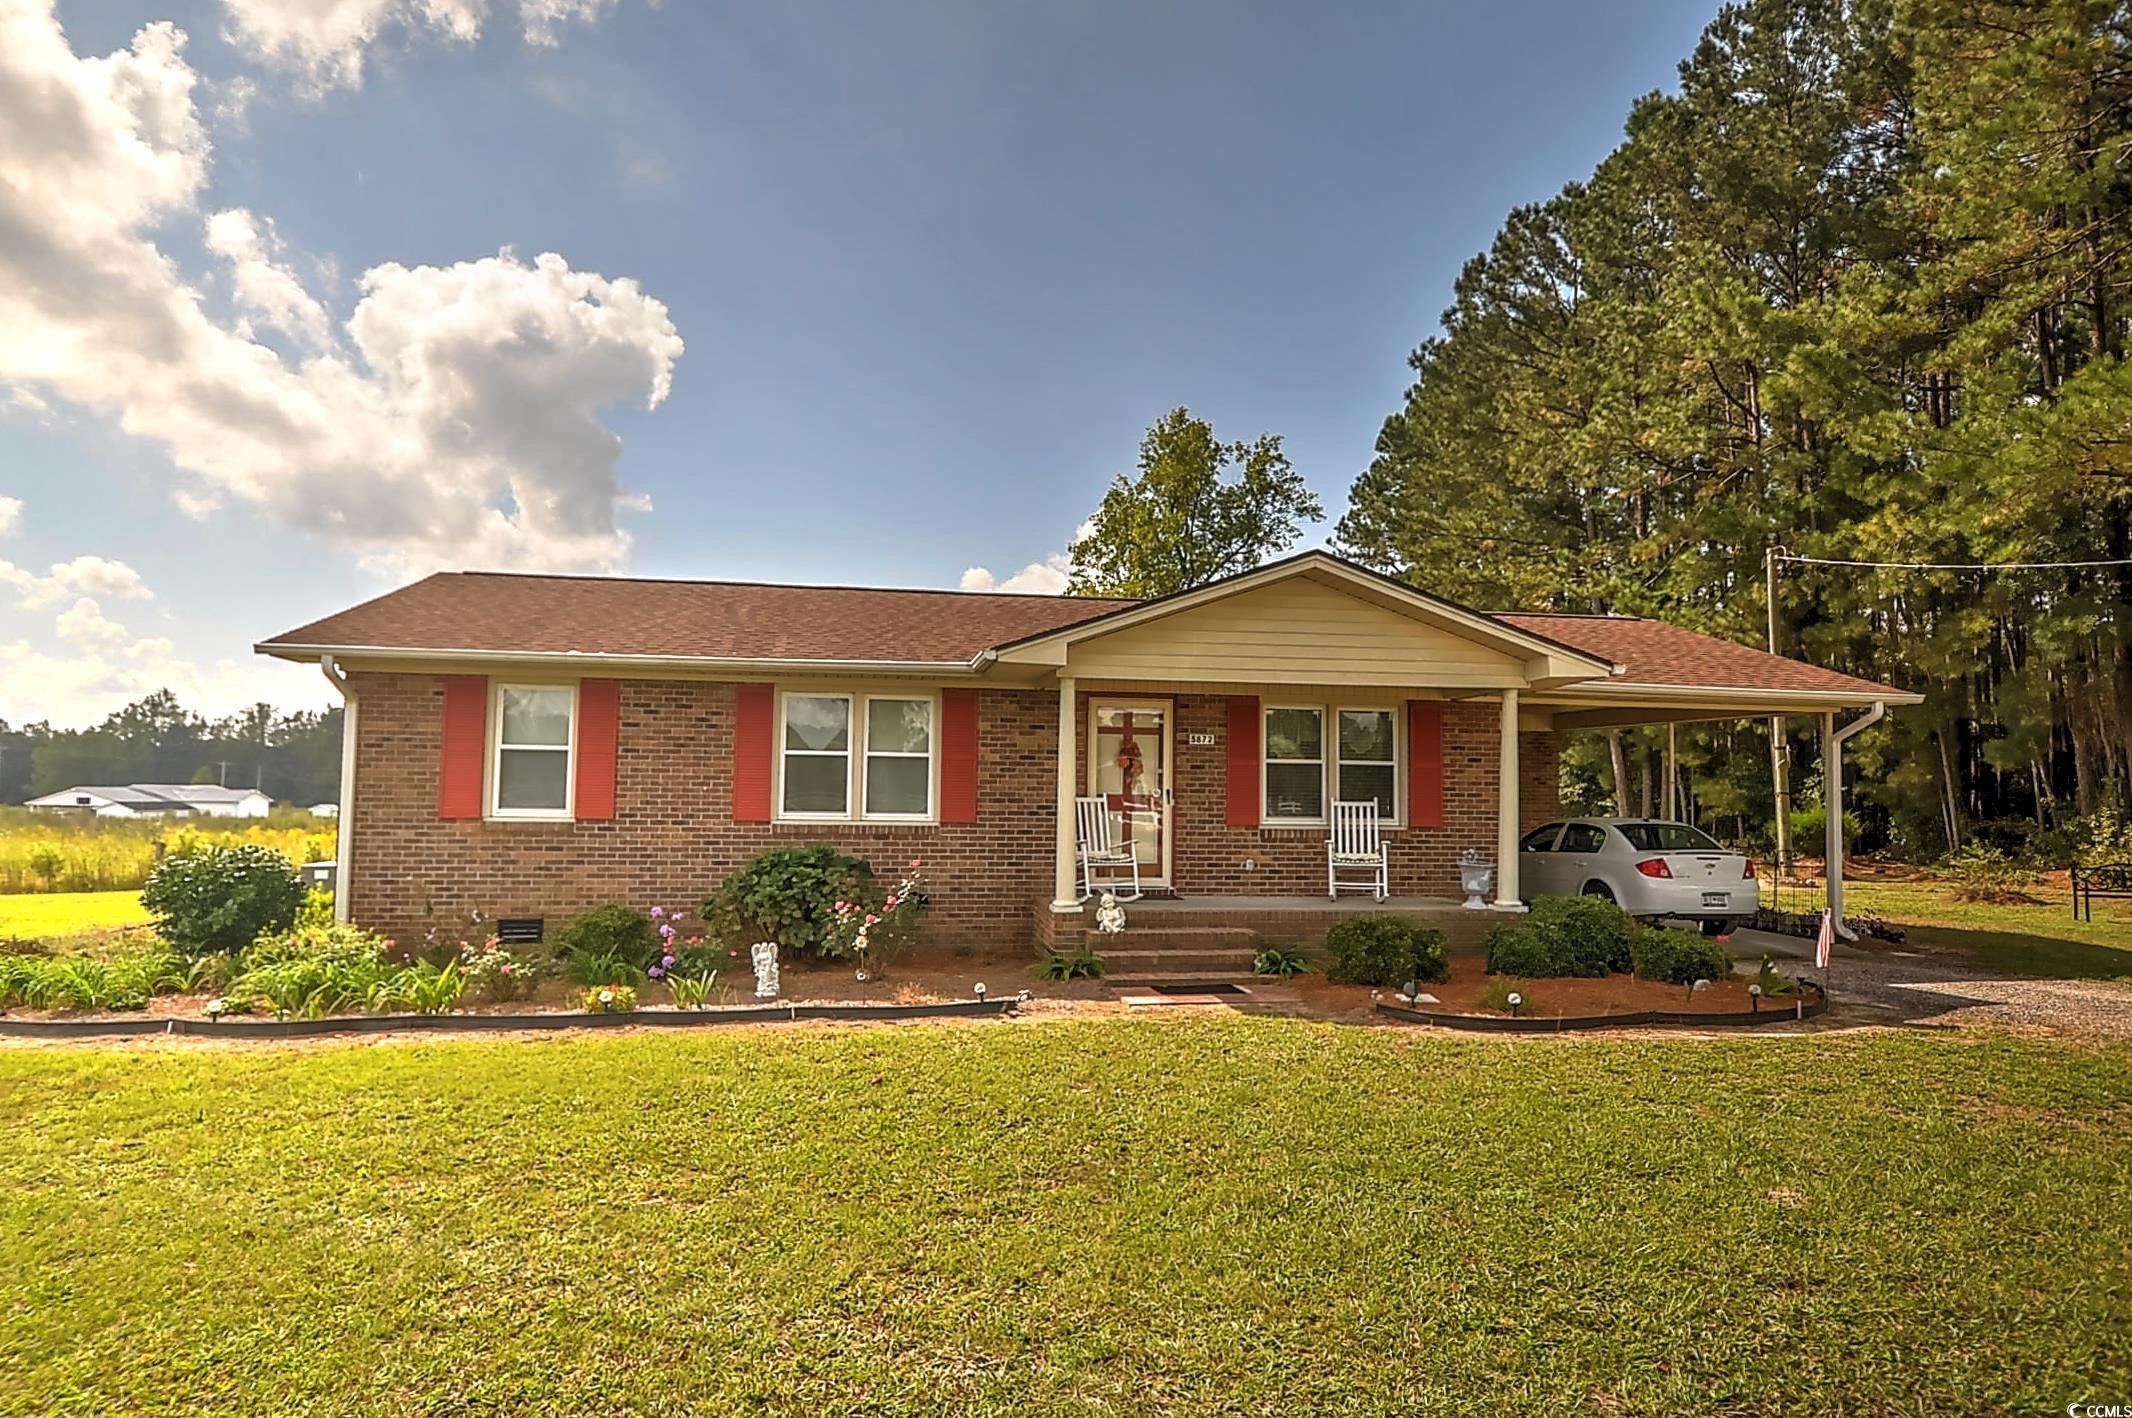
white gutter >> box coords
[1824,699,1886,941]
[320,655,356,925]
[258,643,984,675]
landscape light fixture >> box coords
[1748,983,1763,1014]
[974,982,987,1001]
[1506,991,1522,1017]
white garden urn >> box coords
[750,941,781,999]
[1458,850,1495,911]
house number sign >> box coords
[1186,732,1216,747]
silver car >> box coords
[1518,817,1761,934]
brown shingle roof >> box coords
[261,572,1133,664]
[1497,613,1902,697]
[261,566,1908,698]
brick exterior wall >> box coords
[345,673,1059,946]
[344,672,1564,949]
[1519,728,1562,833]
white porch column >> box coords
[1494,688,1523,909]
[1823,711,1843,927]
[1051,675,1081,913]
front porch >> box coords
[1035,892,1498,978]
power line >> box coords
[1776,553,2132,571]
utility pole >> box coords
[1766,544,1792,881]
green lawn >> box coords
[3,1018,2128,1415]
[1837,878,2132,981]
[0,889,150,944]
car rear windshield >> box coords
[1616,822,1725,853]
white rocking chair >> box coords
[1328,800,1389,900]
[1076,795,1143,902]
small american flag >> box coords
[1815,908,1836,970]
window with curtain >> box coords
[781,694,851,816]
[493,685,574,816]
[1264,707,1325,821]
[1337,709,1397,820]
[863,697,932,817]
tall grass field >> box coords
[0,808,335,895]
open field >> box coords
[0,890,151,945]
[0,809,334,895]
[3,1017,2128,1415]
[1835,878,2132,982]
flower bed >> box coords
[0,993,1023,1039]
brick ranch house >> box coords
[258,552,1916,956]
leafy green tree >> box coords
[1337,0,2132,858]
[1067,408,1324,598]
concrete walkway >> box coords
[1726,926,2132,1041]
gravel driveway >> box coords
[1729,926,2132,1042]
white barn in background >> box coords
[24,784,273,819]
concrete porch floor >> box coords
[1121,894,1475,914]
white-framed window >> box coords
[1264,706,1325,822]
[777,690,939,822]
[1263,703,1402,827]
[862,696,933,818]
[780,693,853,818]
[1337,708,1398,821]
[492,683,576,819]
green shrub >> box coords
[1938,843,2042,903]
[1484,897,1633,978]
[553,902,661,970]
[579,983,637,1014]
[370,961,466,1015]
[1254,946,1312,979]
[231,922,392,1018]
[1789,801,1862,855]
[1632,927,1735,986]
[706,845,878,960]
[562,945,648,987]
[141,844,305,959]
[293,888,336,931]
[1325,916,1449,986]
[0,945,189,1011]
[1037,947,1105,981]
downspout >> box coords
[320,655,357,925]
[1823,700,1886,941]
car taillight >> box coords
[1634,858,1673,879]
[1742,858,1757,880]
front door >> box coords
[1089,699,1172,887]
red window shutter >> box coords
[1225,696,1260,828]
[940,688,979,823]
[732,683,774,822]
[438,675,488,819]
[574,679,621,821]
[1408,700,1445,829]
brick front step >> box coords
[1101,947,1262,979]
[1102,925,1259,949]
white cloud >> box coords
[219,0,618,92]
[0,497,19,536]
[0,637,322,729]
[54,595,128,648]
[0,553,154,608]
[0,3,684,575]
[960,521,1095,596]
[204,208,332,350]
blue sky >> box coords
[0,0,1715,726]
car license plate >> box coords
[1701,892,1729,908]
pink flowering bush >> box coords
[456,936,542,1001]
[828,861,928,967]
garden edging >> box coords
[0,995,1022,1040]
[1375,982,1828,1032]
